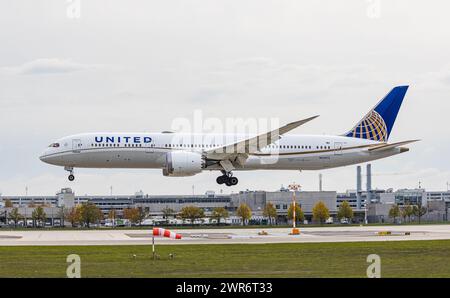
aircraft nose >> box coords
[39,149,51,163]
[39,152,48,162]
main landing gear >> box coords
[65,166,75,181]
[216,171,238,186]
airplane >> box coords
[40,86,418,187]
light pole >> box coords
[364,200,368,225]
[288,183,301,235]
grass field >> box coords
[1,240,450,277]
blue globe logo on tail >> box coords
[348,110,388,142]
[344,86,409,142]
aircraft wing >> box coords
[368,139,420,152]
[205,115,319,170]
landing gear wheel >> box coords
[64,166,75,181]
[216,176,226,185]
[218,171,238,186]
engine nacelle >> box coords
[163,151,204,177]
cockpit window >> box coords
[49,143,60,148]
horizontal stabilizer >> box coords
[368,139,420,152]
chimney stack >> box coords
[319,174,323,191]
[366,163,372,202]
[356,166,362,193]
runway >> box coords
[2,224,450,246]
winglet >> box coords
[281,115,319,135]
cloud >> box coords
[1,58,100,75]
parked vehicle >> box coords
[140,219,154,226]
[340,218,350,224]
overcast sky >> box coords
[1,0,449,196]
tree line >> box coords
[388,203,428,224]
[242,200,333,225]
[1,201,364,228]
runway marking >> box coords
[0,235,22,239]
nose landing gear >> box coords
[65,166,75,181]
[216,171,238,186]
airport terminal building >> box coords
[0,187,337,226]
[1,186,449,227]
[1,164,449,226]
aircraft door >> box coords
[72,139,82,153]
[145,138,155,153]
[334,142,343,155]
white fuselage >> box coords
[39,132,406,172]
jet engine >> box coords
[163,151,205,177]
